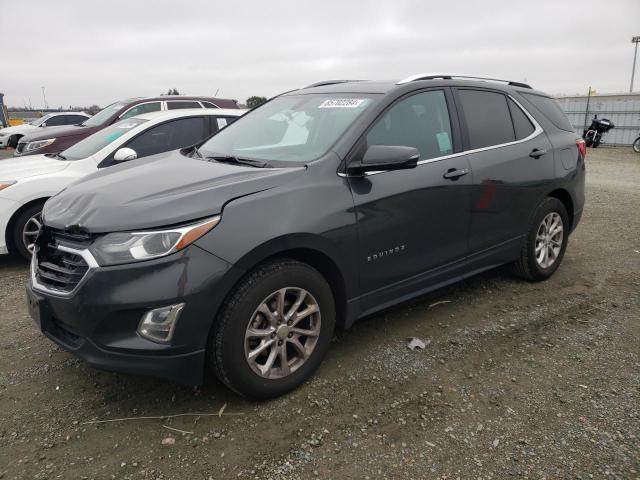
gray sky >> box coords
[3,0,639,108]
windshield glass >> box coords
[30,114,52,126]
[81,102,125,127]
[62,118,147,160]
[198,94,378,163]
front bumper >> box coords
[0,136,9,148]
[27,244,237,385]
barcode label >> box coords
[318,99,365,109]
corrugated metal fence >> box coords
[555,93,640,146]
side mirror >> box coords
[347,145,420,175]
[40,123,46,127]
[113,147,137,162]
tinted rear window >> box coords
[520,93,574,132]
[458,90,515,149]
[167,101,202,110]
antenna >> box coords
[214,88,220,97]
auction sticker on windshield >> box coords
[318,99,366,108]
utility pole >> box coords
[582,86,593,135]
[631,36,640,93]
[41,86,49,110]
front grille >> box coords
[15,142,25,154]
[34,228,93,294]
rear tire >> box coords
[10,202,44,261]
[633,137,640,153]
[512,197,569,281]
[209,259,335,399]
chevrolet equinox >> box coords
[26,74,586,398]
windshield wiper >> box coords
[205,155,269,168]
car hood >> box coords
[20,124,89,142]
[43,151,305,233]
[0,154,71,181]
[0,124,36,136]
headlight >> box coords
[0,181,16,191]
[89,216,220,266]
[23,138,56,153]
[0,132,8,138]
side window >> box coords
[457,90,515,149]
[508,99,535,140]
[124,117,206,158]
[366,90,453,160]
[166,101,202,110]
[65,115,86,125]
[202,101,219,109]
[519,93,574,132]
[44,115,65,127]
[120,102,161,120]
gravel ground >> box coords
[0,147,638,480]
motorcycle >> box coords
[583,115,615,148]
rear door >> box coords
[348,88,472,310]
[454,88,554,262]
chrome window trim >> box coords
[199,101,220,108]
[339,94,542,177]
[31,244,98,298]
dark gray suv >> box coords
[26,74,586,398]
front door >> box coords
[347,89,472,312]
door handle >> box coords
[443,168,469,180]
[529,148,547,159]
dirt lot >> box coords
[0,148,14,160]
[0,147,638,480]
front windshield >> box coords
[30,114,52,126]
[198,94,378,163]
[81,102,125,127]
[61,118,147,160]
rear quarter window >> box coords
[519,93,574,132]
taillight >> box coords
[576,138,587,158]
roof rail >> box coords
[396,73,532,89]
[303,80,363,89]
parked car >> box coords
[0,112,91,148]
[26,75,585,399]
[14,96,239,157]
[0,108,243,259]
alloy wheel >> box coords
[535,212,564,269]
[244,287,321,379]
[22,212,42,254]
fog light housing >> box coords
[137,303,185,343]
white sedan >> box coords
[0,112,91,148]
[0,108,244,259]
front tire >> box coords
[633,137,640,153]
[209,259,336,399]
[8,135,20,149]
[10,202,44,260]
[512,197,569,281]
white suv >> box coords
[0,112,90,148]
[0,108,244,258]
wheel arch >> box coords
[5,197,48,253]
[216,234,356,329]
[546,188,574,229]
